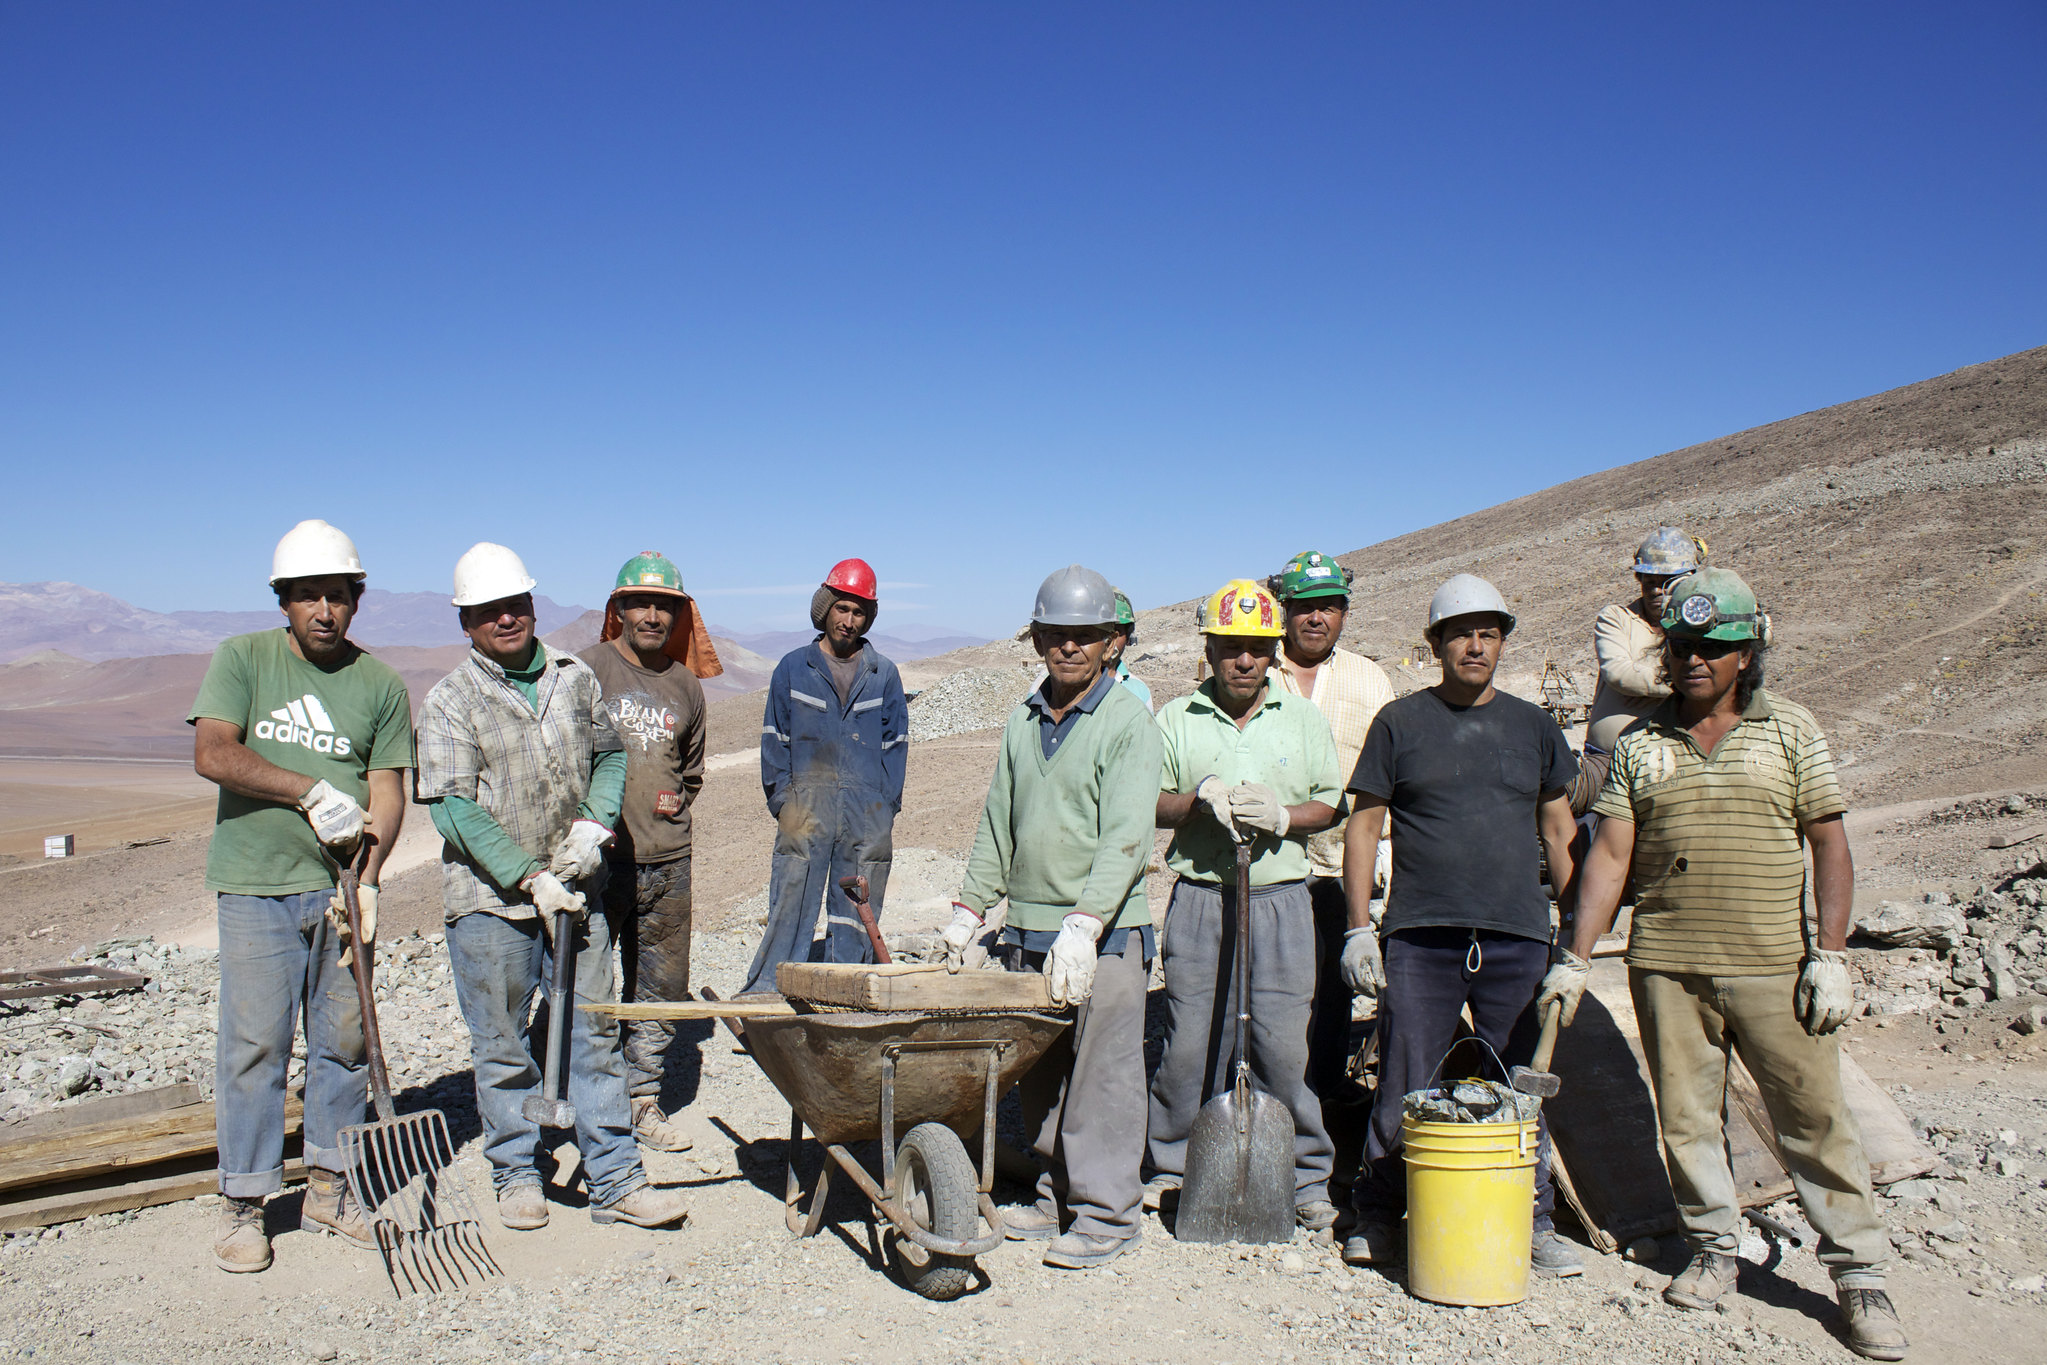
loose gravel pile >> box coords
[907,667,1038,741]
[1851,866,2047,1016]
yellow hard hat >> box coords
[1200,579,1284,638]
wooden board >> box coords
[776,961,1056,1011]
[581,1001,798,1020]
[0,1093,302,1196]
[0,1155,306,1234]
[0,1083,201,1141]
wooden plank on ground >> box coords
[0,1083,202,1142]
[0,1094,302,1196]
[0,1155,307,1234]
[777,960,1055,1011]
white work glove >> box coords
[1536,948,1591,1027]
[548,818,615,882]
[1044,913,1104,1007]
[1341,927,1385,997]
[523,869,587,934]
[1228,783,1290,837]
[941,903,986,974]
[326,883,376,969]
[1794,948,1854,1036]
[297,780,365,850]
[1194,775,1241,843]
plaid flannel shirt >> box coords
[416,645,622,920]
[1273,645,1394,879]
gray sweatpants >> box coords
[1006,933,1150,1240]
[1147,877,1333,1205]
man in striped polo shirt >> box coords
[1544,568,1904,1361]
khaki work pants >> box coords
[1630,968,1891,1284]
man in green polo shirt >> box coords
[1546,568,1904,1361]
[1146,578,1342,1233]
[943,565,1162,1270]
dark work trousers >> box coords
[603,852,693,1099]
[743,786,893,996]
[1353,926,1556,1229]
[1305,876,1354,1101]
[1147,878,1334,1205]
[1006,934,1150,1241]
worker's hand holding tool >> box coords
[1794,948,1853,1035]
[548,818,615,883]
[941,902,985,974]
[1536,947,1592,1027]
[1045,913,1103,1006]
[298,780,365,850]
[1228,783,1290,837]
[1194,775,1240,843]
[524,869,586,933]
[1340,926,1385,996]
[326,883,377,968]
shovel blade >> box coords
[1174,1089,1296,1245]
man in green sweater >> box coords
[940,565,1162,1270]
[416,543,689,1234]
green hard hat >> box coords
[1268,550,1353,601]
[1661,568,1768,643]
[1112,589,1135,627]
[613,551,688,598]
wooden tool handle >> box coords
[1530,998,1562,1074]
[339,849,397,1123]
[839,874,892,965]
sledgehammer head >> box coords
[522,1095,578,1128]
[1509,1064,1559,1099]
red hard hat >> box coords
[823,558,878,601]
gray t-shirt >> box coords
[822,646,862,705]
[583,643,706,864]
[1347,687,1576,941]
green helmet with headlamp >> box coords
[1268,550,1354,602]
[1661,568,1771,645]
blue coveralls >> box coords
[743,639,909,995]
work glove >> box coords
[1044,913,1104,1007]
[1228,783,1290,837]
[1794,949,1854,1036]
[297,780,365,851]
[1340,926,1385,997]
[941,903,986,974]
[548,818,615,883]
[1536,948,1592,1027]
[1194,775,1241,843]
[523,869,587,935]
[325,883,376,969]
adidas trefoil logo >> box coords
[253,694,353,756]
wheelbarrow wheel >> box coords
[886,1122,977,1300]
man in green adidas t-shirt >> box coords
[187,520,415,1274]
[1546,568,1905,1361]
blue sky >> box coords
[2,3,2042,637]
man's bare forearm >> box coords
[1156,792,1198,829]
[1806,813,1855,953]
[1342,802,1386,931]
[193,719,317,805]
[1566,818,1635,959]
[1285,800,1339,836]
[362,769,406,885]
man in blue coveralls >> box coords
[743,558,910,995]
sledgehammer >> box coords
[1509,1000,1564,1101]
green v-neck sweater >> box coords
[959,680,1163,934]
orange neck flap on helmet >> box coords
[599,593,724,679]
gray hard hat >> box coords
[1634,526,1701,576]
[1426,573,1516,638]
[1032,565,1119,627]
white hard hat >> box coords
[269,520,365,586]
[1426,573,1515,638]
[452,543,538,608]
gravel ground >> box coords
[907,667,1039,742]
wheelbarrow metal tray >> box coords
[744,1010,1068,1146]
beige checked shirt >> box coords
[1273,645,1394,879]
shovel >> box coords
[1174,842,1297,1245]
[334,853,502,1296]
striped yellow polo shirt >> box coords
[1592,689,1845,974]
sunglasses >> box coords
[1665,637,1743,661]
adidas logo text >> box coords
[252,694,353,756]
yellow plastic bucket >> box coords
[1402,1113,1538,1306]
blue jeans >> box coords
[744,786,893,995]
[445,910,645,1208]
[215,890,366,1198]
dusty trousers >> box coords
[743,786,892,996]
[1147,877,1334,1206]
[1631,968,1891,1283]
[603,853,693,1099]
[1006,934,1149,1241]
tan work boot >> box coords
[300,1167,377,1249]
[630,1097,695,1152]
[498,1184,550,1231]
[1664,1250,1739,1311]
[592,1184,690,1228]
[213,1197,272,1273]
[1839,1286,1909,1361]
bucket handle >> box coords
[1422,1035,1511,1091]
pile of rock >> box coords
[1851,870,2047,1017]
[1401,1079,1542,1124]
[907,665,1039,740]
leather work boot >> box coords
[1663,1250,1740,1311]
[1296,1199,1341,1233]
[1043,1229,1140,1270]
[1531,1227,1585,1277]
[498,1184,550,1231]
[1140,1174,1181,1213]
[1341,1215,1405,1266]
[213,1197,272,1273]
[1838,1286,1909,1361]
[999,1203,1060,1241]
[592,1184,691,1228]
[300,1167,377,1248]
[631,1098,695,1153]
